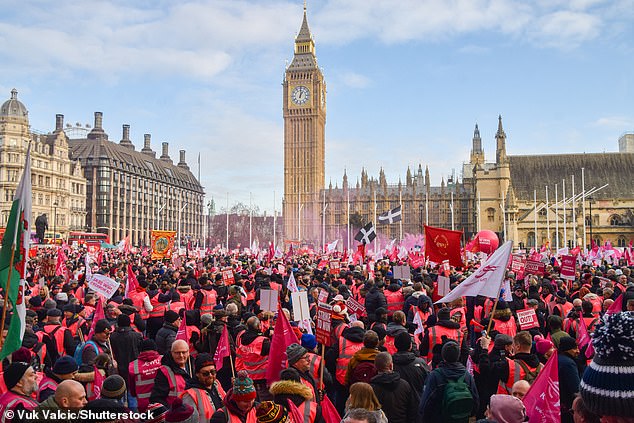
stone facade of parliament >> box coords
[283,10,634,250]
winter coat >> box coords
[109,326,143,381]
[419,362,479,423]
[558,352,581,420]
[269,380,325,423]
[364,287,387,322]
[155,322,179,355]
[370,371,419,423]
[392,351,429,398]
[325,326,365,376]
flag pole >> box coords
[0,247,17,352]
[229,350,235,378]
[572,175,576,248]
[555,184,559,251]
[546,186,550,249]
[373,190,377,255]
[581,168,586,249]
[563,179,567,248]
[319,343,325,392]
[399,188,403,242]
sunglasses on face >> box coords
[200,370,217,377]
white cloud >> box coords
[593,116,634,129]
[340,72,371,89]
[528,10,601,48]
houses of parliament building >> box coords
[283,8,634,251]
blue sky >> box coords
[1,0,632,215]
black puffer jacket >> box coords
[364,286,387,322]
[155,322,178,355]
[392,351,429,398]
[370,371,418,423]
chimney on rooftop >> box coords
[177,150,189,170]
[55,114,64,133]
[160,142,171,163]
[87,111,108,141]
[141,133,155,157]
[119,124,134,150]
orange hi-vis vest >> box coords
[427,325,462,361]
[331,322,349,346]
[169,301,186,313]
[235,336,267,380]
[306,352,322,382]
[297,400,318,423]
[159,365,188,407]
[450,306,467,330]
[62,316,86,338]
[179,382,226,422]
[129,289,150,319]
[582,316,599,333]
[497,358,543,394]
[215,406,258,423]
[384,289,404,316]
[335,336,363,385]
[588,297,602,315]
[199,289,218,314]
[179,289,196,310]
[43,324,67,355]
[494,317,517,338]
[553,302,573,318]
[149,296,168,319]
[130,354,162,412]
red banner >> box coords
[523,351,560,422]
[346,297,366,317]
[560,255,576,280]
[329,260,340,275]
[516,308,539,330]
[424,225,463,268]
[525,259,545,276]
[511,254,526,280]
[222,268,235,286]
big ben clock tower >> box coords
[283,5,326,246]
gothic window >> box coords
[487,207,496,222]
[617,237,626,248]
[527,231,536,248]
[609,215,622,226]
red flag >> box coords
[266,306,299,385]
[91,364,105,400]
[214,325,231,371]
[176,300,188,342]
[125,263,139,299]
[353,244,365,264]
[96,249,103,266]
[320,395,341,423]
[268,242,275,261]
[424,225,463,267]
[606,294,623,315]
[88,298,105,339]
[55,248,70,281]
[287,399,304,423]
[523,351,560,423]
[577,315,590,349]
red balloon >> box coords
[476,230,499,254]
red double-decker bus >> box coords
[67,232,110,247]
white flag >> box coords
[326,239,339,254]
[435,241,513,304]
[413,311,424,335]
[287,271,299,293]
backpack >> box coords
[73,340,99,366]
[349,360,377,385]
[439,370,473,421]
[516,359,544,384]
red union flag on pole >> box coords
[435,241,513,304]
[523,351,560,422]
[214,325,231,370]
[424,225,463,267]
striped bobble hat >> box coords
[580,311,634,417]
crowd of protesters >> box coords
[0,245,632,423]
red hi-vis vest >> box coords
[306,352,322,382]
[129,290,150,319]
[43,324,67,355]
[149,296,168,319]
[159,365,188,407]
[62,316,86,338]
[297,400,318,423]
[215,406,258,423]
[37,376,58,401]
[427,325,462,361]
[0,391,39,423]
[130,355,162,412]
[128,313,142,334]
[179,290,196,310]
[384,289,404,316]
[582,316,599,333]
[450,307,467,330]
[199,289,218,315]
[169,301,186,313]
[493,317,517,338]
[497,358,543,394]
[335,337,363,385]
[235,336,267,380]
[331,322,349,346]
[553,302,573,318]
[179,382,226,422]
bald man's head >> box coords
[55,380,87,410]
[351,320,364,329]
[171,339,190,367]
[511,380,531,400]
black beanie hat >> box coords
[101,375,126,399]
[141,339,157,352]
[164,310,179,324]
[441,340,460,363]
[437,307,451,321]
[4,362,30,390]
[117,314,131,327]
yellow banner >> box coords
[151,230,176,260]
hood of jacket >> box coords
[513,352,541,368]
[387,283,401,293]
[138,350,161,363]
[342,326,365,343]
[392,351,418,366]
[240,329,264,346]
[269,380,312,401]
[386,322,408,337]
[370,371,402,389]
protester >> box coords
[0,362,39,422]
[180,354,225,423]
[343,382,387,423]
[369,352,418,423]
[150,339,194,407]
[209,370,258,423]
[38,355,78,401]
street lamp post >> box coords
[419,204,423,233]
[178,202,188,248]
[53,201,58,244]
[589,197,593,247]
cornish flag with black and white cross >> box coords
[354,222,376,244]
[378,205,402,225]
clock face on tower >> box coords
[291,85,310,105]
